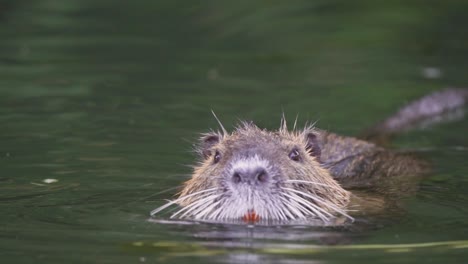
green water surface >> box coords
[1,1,468,263]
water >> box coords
[1,1,468,263]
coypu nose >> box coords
[232,168,268,185]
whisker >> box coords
[296,194,334,219]
[283,189,337,220]
[281,192,329,221]
[284,180,351,203]
[282,179,345,192]
[207,200,226,220]
[279,196,304,219]
[283,187,354,221]
[170,192,220,219]
[293,114,299,131]
[302,191,351,218]
[195,200,222,219]
[281,192,318,218]
[273,204,287,221]
[150,187,219,216]
[179,193,222,219]
[211,110,228,136]
[130,186,181,204]
[276,197,298,220]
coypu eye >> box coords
[288,148,301,162]
[213,150,221,164]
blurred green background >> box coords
[0,1,467,263]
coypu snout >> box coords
[230,156,270,185]
[232,167,268,185]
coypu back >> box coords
[317,130,430,189]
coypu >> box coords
[151,88,468,224]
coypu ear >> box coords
[199,133,220,159]
[305,132,321,161]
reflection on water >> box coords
[130,219,468,263]
[1,0,468,263]
[140,218,357,263]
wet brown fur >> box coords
[316,131,430,189]
[176,118,430,221]
[154,88,467,222]
[179,121,352,218]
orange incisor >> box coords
[242,209,260,223]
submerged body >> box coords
[151,88,468,224]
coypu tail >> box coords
[362,88,468,144]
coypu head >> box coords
[151,118,351,224]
